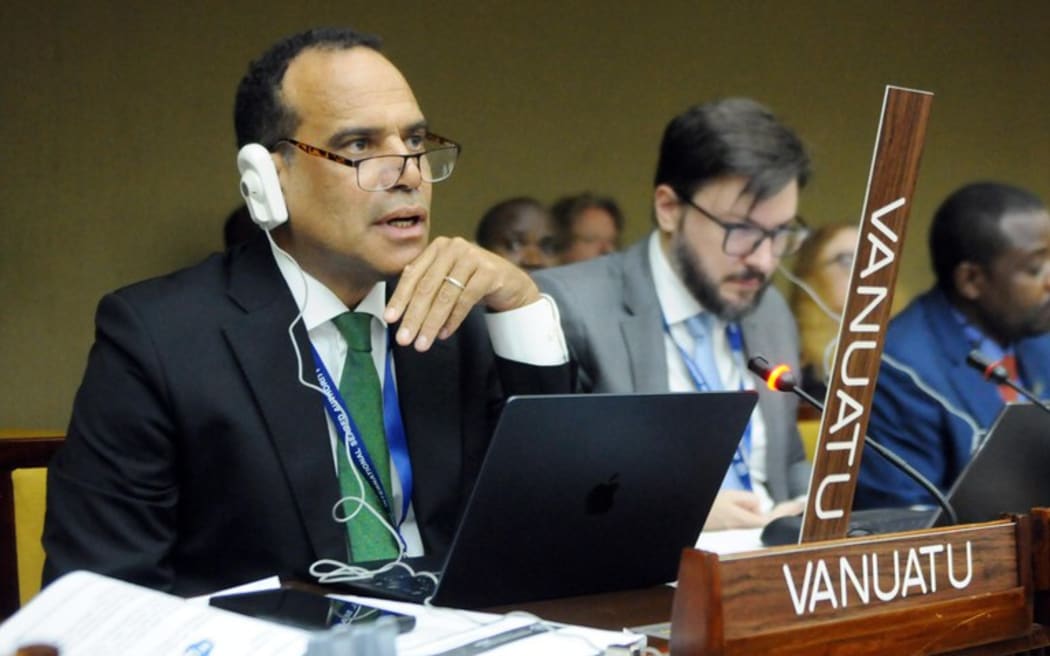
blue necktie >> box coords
[683,313,723,391]
[684,313,751,491]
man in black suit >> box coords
[43,27,570,595]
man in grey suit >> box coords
[535,98,811,530]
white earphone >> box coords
[237,143,288,231]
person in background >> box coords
[786,222,858,400]
[535,98,812,531]
[550,192,624,264]
[475,196,557,271]
[857,181,1050,509]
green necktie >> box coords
[331,311,399,561]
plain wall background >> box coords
[4,1,1049,428]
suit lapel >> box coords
[222,236,346,562]
[1018,338,1050,399]
[922,291,1003,427]
[621,240,668,392]
[739,308,790,474]
[387,280,463,553]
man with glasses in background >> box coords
[535,98,811,531]
[43,27,570,595]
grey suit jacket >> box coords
[535,236,810,501]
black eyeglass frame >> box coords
[678,195,810,258]
[274,133,461,191]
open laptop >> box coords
[764,402,1050,544]
[935,402,1050,524]
[337,391,758,609]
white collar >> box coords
[269,239,387,330]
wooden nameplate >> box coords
[671,516,1034,655]
[803,85,933,541]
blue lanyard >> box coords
[309,327,413,529]
[664,314,753,490]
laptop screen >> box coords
[940,402,1050,525]
[433,391,758,608]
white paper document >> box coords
[1,572,644,656]
[328,593,644,656]
[0,571,310,656]
[695,527,765,554]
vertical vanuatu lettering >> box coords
[813,197,905,520]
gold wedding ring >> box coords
[443,275,466,290]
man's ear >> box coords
[271,149,287,180]
[953,261,986,301]
[653,184,683,234]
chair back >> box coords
[797,419,820,461]
[0,432,64,620]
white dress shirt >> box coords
[271,242,568,555]
[647,232,774,511]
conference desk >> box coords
[487,585,1050,655]
[488,511,1050,655]
[488,584,675,649]
[297,512,1050,654]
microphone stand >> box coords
[966,349,1050,414]
[748,357,959,525]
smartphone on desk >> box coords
[209,588,416,633]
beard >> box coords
[672,233,770,322]
[975,298,1050,345]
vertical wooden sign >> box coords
[801,86,933,542]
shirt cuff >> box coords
[485,294,569,366]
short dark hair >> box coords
[654,98,811,204]
[233,27,383,148]
[223,203,256,249]
[549,192,625,252]
[475,197,546,248]
[930,181,1047,292]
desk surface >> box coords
[487,584,674,632]
[305,569,1050,656]
[489,586,1050,656]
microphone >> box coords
[747,355,959,525]
[965,349,1050,412]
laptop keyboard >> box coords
[761,507,938,546]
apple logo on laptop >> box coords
[586,473,620,515]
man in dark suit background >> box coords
[43,27,570,595]
[535,99,811,531]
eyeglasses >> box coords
[823,251,855,269]
[276,133,461,191]
[679,196,810,257]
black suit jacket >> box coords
[43,234,570,595]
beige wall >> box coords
[3,1,1049,427]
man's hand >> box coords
[703,492,807,531]
[703,490,767,531]
[384,236,540,351]
[767,499,805,521]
